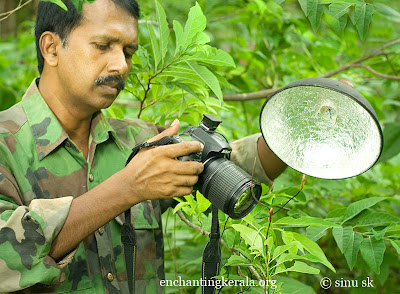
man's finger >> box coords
[174,175,200,187]
[148,119,180,143]
[169,160,204,175]
[155,141,204,159]
[164,186,193,199]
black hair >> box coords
[35,0,140,74]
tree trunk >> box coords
[0,0,18,38]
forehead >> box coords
[74,0,138,42]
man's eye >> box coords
[95,44,109,51]
[124,51,134,59]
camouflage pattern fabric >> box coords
[0,80,164,293]
[0,79,271,294]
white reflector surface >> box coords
[260,86,382,179]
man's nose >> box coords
[107,49,129,75]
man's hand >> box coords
[122,119,204,204]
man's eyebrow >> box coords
[91,35,138,49]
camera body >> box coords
[171,114,231,164]
[169,114,261,219]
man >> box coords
[0,0,286,293]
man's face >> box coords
[55,0,138,114]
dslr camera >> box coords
[169,114,261,219]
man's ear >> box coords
[39,32,62,68]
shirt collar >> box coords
[22,79,123,160]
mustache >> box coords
[95,75,125,92]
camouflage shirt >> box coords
[0,80,271,294]
[0,80,164,293]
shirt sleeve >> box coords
[0,164,75,292]
[229,133,272,185]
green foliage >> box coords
[0,22,37,110]
[118,1,235,126]
[2,0,400,293]
[41,0,68,10]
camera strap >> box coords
[121,208,136,294]
[122,136,175,294]
[202,205,221,294]
[125,136,175,165]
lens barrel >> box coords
[199,157,261,219]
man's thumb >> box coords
[148,119,180,143]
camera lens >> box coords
[199,158,262,219]
[234,184,259,216]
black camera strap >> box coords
[202,205,221,294]
[122,136,175,294]
[121,208,136,294]
[125,136,175,165]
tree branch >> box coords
[117,37,400,106]
[223,89,278,101]
[0,0,32,22]
[225,38,400,102]
[353,64,400,81]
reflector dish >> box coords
[259,78,383,179]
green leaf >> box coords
[196,191,211,213]
[276,277,316,294]
[173,20,184,55]
[224,255,251,267]
[306,226,330,241]
[298,0,316,17]
[354,212,399,227]
[332,227,363,270]
[147,22,161,72]
[175,82,200,98]
[71,0,84,11]
[42,0,68,10]
[273,0,285,4]
[343,232,362,270]
[275,216,340,227]
[103,107,124,119]
[192,32,210,45]
[183,49,235,68]
[326,3,350,34]
[372,227,389,240]
[332,226,353,253]
[288,232,335,272]
[272,242,304,260]
[387,224,400,235]
[185,61,223,101]
[182,3,207,50]
[328,3,352,18]
[342,197,386,223]
[379,123,400,163]
[359,236,386,274]
[178,97,187,117]
[155,0,170,65]
[157,64,203,83]
[298,0,324,30]
[375,3,400,23]
[326,207,346,220]
[352,3,374,39]
[276,261,320,275]
[332,15,348,34]
[173,202,190,214]
[390,240,400,256]
[254,0,268,15]
[231,224,263,253]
